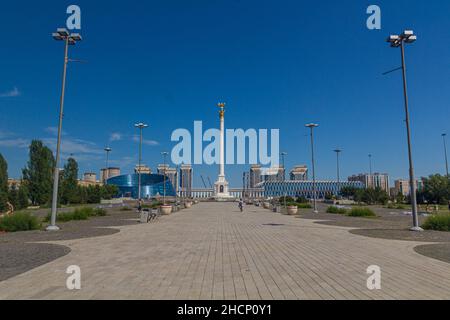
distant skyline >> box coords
[1,0,449,187]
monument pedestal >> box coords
[214,176,234,201]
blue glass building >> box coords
[106,174,176,199]
[260,181,364,199]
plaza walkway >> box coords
[1,202,450,299]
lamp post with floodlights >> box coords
[134,123,148,200]
[305,123,319,213]
[387,30,422,231]
[47,28,82,232]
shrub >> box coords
[327,206,347,214]
[422,214,450,232]
[120,207,132,211]
[347,207,376,217]
[297,203,312,209]
[0,212,41,232]
[44,207,107,223]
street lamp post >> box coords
[368,154,373,176]
[134,123,148,200]
[442,134,449,178]
[334,149,342,197]
[104,147,112,169]
[161,152,169,205]
[387,30,422,231]
[47,28,82,232]
[305,123,319,213]
[280,152,288,208]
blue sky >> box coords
[0,0,449,188]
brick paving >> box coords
[1,202,449,300]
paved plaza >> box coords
[1,202,450,300]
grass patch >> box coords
[296,203,312,209]
[347,207,376,217]
[326,206,348,214]
[44,207,108,223]
[0,212,41,232]
[422,214,450,232]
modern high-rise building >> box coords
[101,167,121,184]
[249,165,262,188]
[393,179,424,197]
[134,164,151,174]
[348,173,390,192]
[290,165,308,181]
[179,164,193,197]
[157,164,178,194]
[261,166,284,182]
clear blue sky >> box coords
[1,0,449,188]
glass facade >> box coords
[260,180,364,199]
[106,174,176,199]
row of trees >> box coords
[0,140,118,212]
[341,174,450,205]
[340,186,389,205]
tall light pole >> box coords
[280,152,288,208]
[387,30,422,231]
[334,149,342,197]
[368,154,373,176]
[104,147,112,169]
[305,123,319,213]
[134,123,148,200]
[47,28,82,232]
[442,133,449,178]
[161,151,169,205]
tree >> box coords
[422,174,450,205]
[340,186,358,198]
[395,191,405,204]
[22,140,55,206]
[61,158,79,204]
[0,153,8,212]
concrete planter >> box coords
[287,206,299,215]
[263,202,270,209]
[184,201,193,209]
[160,205,172,215]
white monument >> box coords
[214,102,233,201]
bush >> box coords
[120,207,132,211]
[44,207,107,222]
[327,206,347,214]
[347,207,376,217]
[296,203,312,209]
[0,212,41,232]
[422,214,450,232]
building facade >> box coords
[106,173,175,199]
[179,164,193,198]
[260,180,364,199]
[290,165,308,181]
[249,165,262,188]
[348,173,390,192]
[157,165,178,194]
[101,167,121,184]
[393,179,424,197]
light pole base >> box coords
[46,225,60,231]
[410,226,424,232]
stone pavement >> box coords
[1,202,449,300]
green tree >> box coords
[61,158,79,204]
[395,191,405,204]
[22,140,55,206]
[17,185,29,210]
[422,174,450,204]
[340,186,358,198]
[0,154,9,212]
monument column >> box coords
[214,102,231,200]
